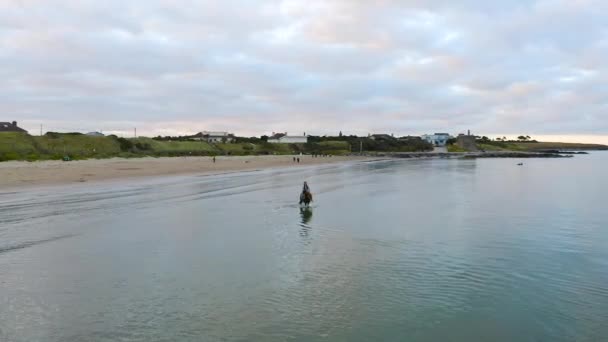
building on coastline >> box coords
[0,121,27,133]
[86,131,105,137]
[267,132,308,144]
[193,131,235,143]
[456,130,478,151]
[398,135,423,142]
[421,133,452,146]
[369,134,395,141]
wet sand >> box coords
[0,155,373,189]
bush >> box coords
[44,132,62,139]
[115,137,134,151]
[0,152,20,161]
[447,145,467,152]
[134,142,152,151]
[25,153,41,161]
[44,132,83,138]
[117,152,144,158]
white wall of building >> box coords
[421,133,451,146]
[268,136,308,144]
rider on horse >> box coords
[300,181,313,205]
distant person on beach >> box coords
[297,158,300,163]
[213,156,216,163]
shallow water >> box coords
[1,154,607,341]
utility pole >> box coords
[360,140,363,154]
[40,124,43,136]
[134,127,137,138]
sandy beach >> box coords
[0,155,374,189]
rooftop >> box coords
[193,131,234,137]
[0,121,27,133]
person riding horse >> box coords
[299,181,313,206]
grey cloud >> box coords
[1,0,607,138]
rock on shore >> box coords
[372,151,573,159]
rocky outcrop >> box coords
[366,151,573,159]
[534,150,588,155]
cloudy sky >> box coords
[1,0,607,141]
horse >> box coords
[299,190,313,206]
[299,181,313,206]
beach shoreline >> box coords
[0,150,590,190]
[0,155,380,190]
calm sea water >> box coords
[1,154,607,341]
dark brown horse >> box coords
[299,181,313,206]
[300,191,313,206]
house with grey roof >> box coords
[192,131,235,143]
[0,121,27,133]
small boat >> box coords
[517,163,524,166]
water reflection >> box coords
[299,207,313,237]
[300,207,313,224]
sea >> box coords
[1,153,607,341]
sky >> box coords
[1,0,607,142]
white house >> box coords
[267,132,308,144]
[86,131,105,137]
[193,131,235,143]
[421,133,452,146]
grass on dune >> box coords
[317,141,350,149]
[131,138,217,153]
[0,132,316,161]
[306,141,351,155]
[34,134,122,156]
[1,132,123,161]
[447,144,467,152]
[0,132,38,154]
